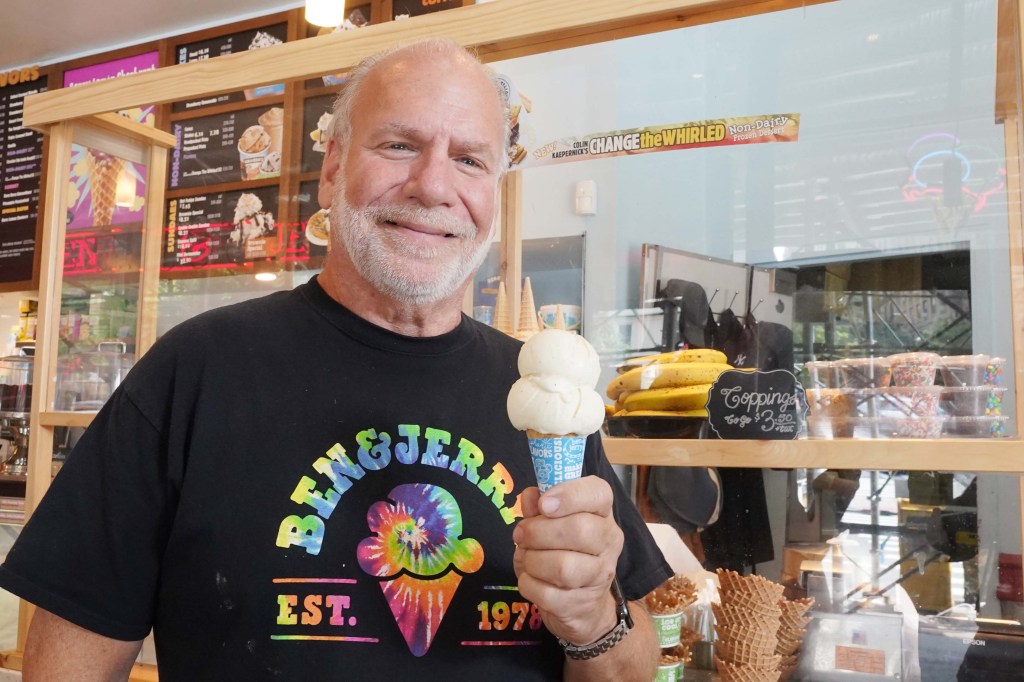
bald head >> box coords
[327,38,511,172]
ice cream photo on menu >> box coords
[66,145,147,230]
[229,192,277,260]
[310,112,333,153]
[243,31,285,99]
[506,329,605,492]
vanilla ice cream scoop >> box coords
[517,328,601,388]
[507,329,605,436]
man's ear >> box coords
[318,139,343,209]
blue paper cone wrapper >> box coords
[528,434,586,493]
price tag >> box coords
[706,369,807,440]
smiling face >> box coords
[318,46,507,308]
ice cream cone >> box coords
[526,429,586,493]
[716,622,779,651]
[779,597,814,619]
[717,637,777,659]
[89,151,124,227]
[715,656,782,682]
[493,281,514,334]
[775,633,804,657]
[779,614,810,632]
[552,304,567,330]
[713,602,780,629]
[722,591,784,616]
[379,572,463,657]
[517,277,540,339]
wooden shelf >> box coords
[603,436,1024,473]
[38,411,97,428]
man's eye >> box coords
[387,143,409,151]
[458,157,482,168]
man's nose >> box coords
[403,148,457,207]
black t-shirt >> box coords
[0,278,671,680]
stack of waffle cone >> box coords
[493,281,514,335]
[88,151,125,227]
[516,277,540,340]
[776,597,814,681]
[714,569,785,682]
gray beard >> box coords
[331,183,495,306]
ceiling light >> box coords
[255,272,278,282]
[867,33,880,42]
[306,0,346,28]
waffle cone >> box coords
[552,303,567,330]
[713,602,781,629]
[778,662,798,682]
[717,637,778,659]
[775,635,804,657]
[779,597,814,619]
[717,569,786,601]
[779,614,811,632]
[517,277,540,337]
[717,568,746,593]
[715,656,782,682]
[493,281,514,334]
[716,622,779,650]
[89,152,125,227]
[721,591,785,616]
[735,577,786,603]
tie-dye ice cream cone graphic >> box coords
[358,484,483,656]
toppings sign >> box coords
[706,369,807,440]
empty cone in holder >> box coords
[552,304,567,330]
[517,277,540,339]
[493,281,514,334]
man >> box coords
[0,39,671,680]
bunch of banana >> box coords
[607,349,734,418]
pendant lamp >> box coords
[306,0,346,28]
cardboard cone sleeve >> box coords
[507,329,605,492]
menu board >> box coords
[63,52,159,126]
[296,180,327,262]
[170,105,284,189]
[164,186,281,269]
[305,4,371,88]
[301,94,334,173]
[172,23,288,113]
[0,71,47,284]
[393,0,463,17]
[67,143,148,231]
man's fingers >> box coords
[520,486,541,518]
[538,476,614,518]
[519,548,614,590]
[517,571,606,621]
[515,512,622,556]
